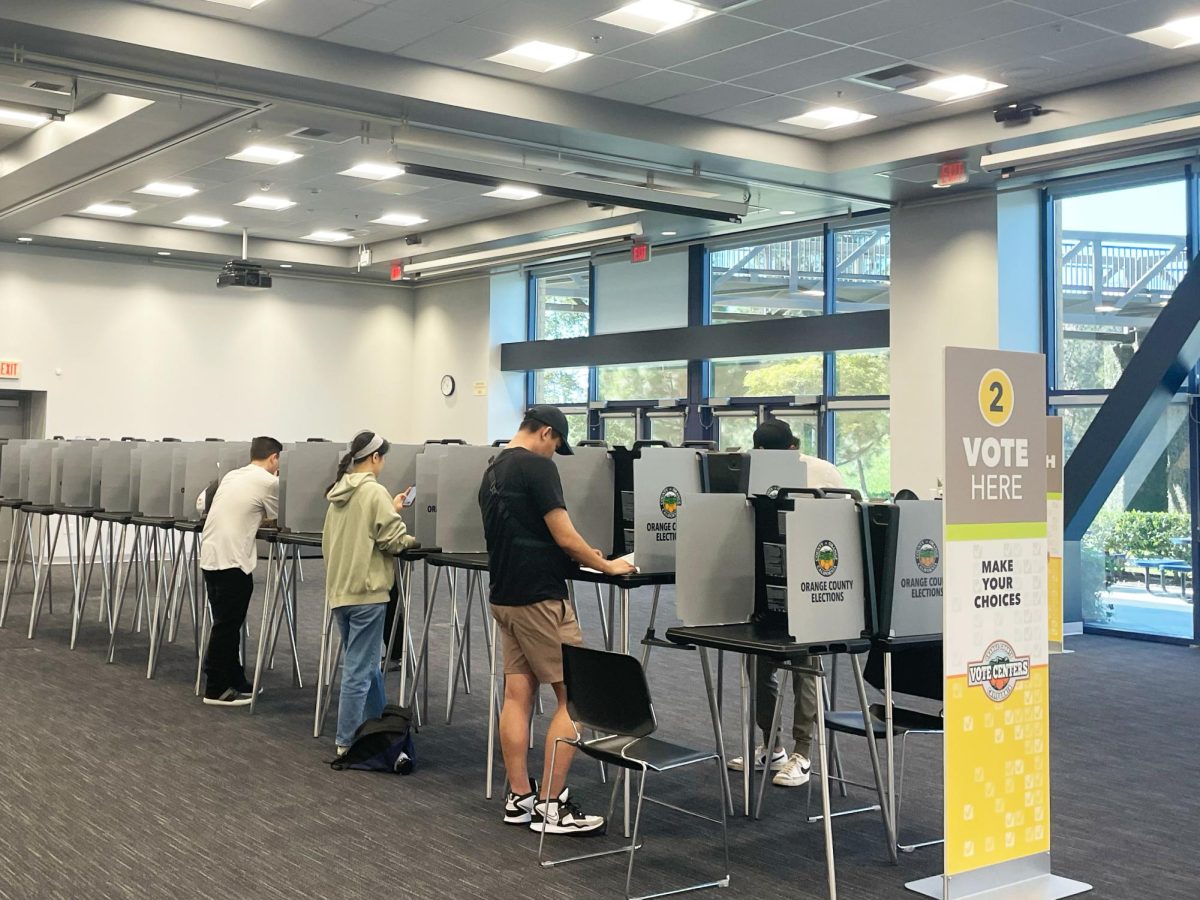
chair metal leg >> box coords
[638,585,660,673]
[0,508,24,628]
[698,647,735,815]
[594,582,610,648]
[624,769,648,900]
[850,653,898,863]
[485,614,499,799]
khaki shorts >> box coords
[490,599,582,685]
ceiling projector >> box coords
[217,259,272,288]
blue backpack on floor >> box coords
[330,704,416,774]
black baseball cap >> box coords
[525,405,574,455]
[753,419,797,450]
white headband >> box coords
[353,433,384,461]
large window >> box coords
[597,362,688,402]
[1053,180,1187,391]
[833,409,891,500]
[834,349,889,396]
[532,266,591,404]
[834,224,890,313]
[711,351,823,398]
[709,234,824,324]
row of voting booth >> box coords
[4,431,1044,900]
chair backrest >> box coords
[562,644,657,738]
[864,644,942,703]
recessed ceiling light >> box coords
[371,212,429,227]
[81,203,136,218]
[1131,15,1200,49]
[16,236,33,242]
[661,230,677,236]
[486,41,592,73]
[779,107,876,129]
[596,0,714,34]
[201,0,271,7]
[483,185,541,200]
[304,230,353,242]
[1094,304,1118,313]
[279,263,293,268]
[236,194,296,211]
[340,162,405,180]
[778,210,797,215]
[175,214,229,228]
[227,145,303,165]
[0,107,51,128]
[902,75,1006,102]
[157,251,172,256]
[801,289,825,297]
[135,182,199,198]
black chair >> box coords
[820,644,943,852]
[539,644,729,900]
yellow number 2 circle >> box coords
[978,368,1014,428]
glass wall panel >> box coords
[603,415,637,449]
[649,415,685,447]
[711,352,823,398]
[834,224,890,313]
[833,409,890,500]
[834,348,890,396]
[1079,403,1192,639]
[534,368,589,405]
[1054,180,1187,390]
[771,411,819,457]
[532,267,591,404]
[717,415,757,452]
[597,362,688,401]
[709,235,824,324]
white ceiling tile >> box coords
[460,0,611,34]
[320,5,454,51]
[706,94,815,126]
[385,0,500,23]
[524,19,646,54]
[1035,33,1182,71]
[1077,0,1200,34]
[852,90,936,115]
[242,0,377,38]
[673,32,844,81]
[536,56,656,92]
[786,79,894,104]
[593,70,717,104]
[608,15,776,68]
[863,2,1061,59]
[651,83,773,115]
[801,0,998,45]
[733,46,902,92]
[395,25,516,66]
[1013,0,1122,14]
[917,18,1113,72]
[732,0,885,29]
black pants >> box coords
[384,580,403,662]
[203,568,254,697]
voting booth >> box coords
[377,443,422,534]
[555,446,616,556]
[870,500,944,640]
[632,447,704,574]
[278,442,341,534]
[414,442,454,546]
[676,493,756,626]
[435,445,496,553]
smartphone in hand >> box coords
[401,485,417,508]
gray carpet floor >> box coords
[1,558,1197,899]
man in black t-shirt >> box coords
[479,405,634,836]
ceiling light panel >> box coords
[1130,16,1200,49]
[371,213,429,227]
[486,41,592,73]
[902,75,1006,102]
[227,145,303,165]
[236,194,297,211]
[596,0,715,35]
[0,107,52,127]
[175,215,228,228]
[304,230,354,242]
[201,0,271,8]
[779,107,876,129]
[81,203,136,217]
[340,162,405,180]
[135,182,199,198]
[483,185,542,200]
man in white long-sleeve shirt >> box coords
[198,437,281,707]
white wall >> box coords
[0,245,415,443]
[890,193,1000,494]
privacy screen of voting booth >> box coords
[278,442,342,534]
[436,444,497,553]
[632,447,705,574]
[701,450,808,498]
[869,500,943,640]
[555,446,615,557]
[752,489,875,646]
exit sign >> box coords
[937,159,968,187]
[390,261,404,281]
[631,242,651,264]
[0,360,20,379]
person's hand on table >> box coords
[602,556,636,577]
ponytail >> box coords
[326,430,389,495]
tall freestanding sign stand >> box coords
[1046,416,1066,654]
[908,348,1089,900]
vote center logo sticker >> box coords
[814,540,839,577]
[659,486,682,519]
[967,639,1031,702]
[978,367,1014,428]
[915,538,940,574]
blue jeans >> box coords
[333,603,387,748]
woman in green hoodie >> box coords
[322,430,417,754]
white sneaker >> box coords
[727,745,787,773]
[530,788,605,835]
[772,753,811,787]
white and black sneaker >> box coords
[772,752,811,787]
[530,788,605,835]
[503,779,539,825]
[202,688,252,708]
[727,745,787,773]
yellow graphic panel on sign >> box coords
[978,368,1015,428]
[1048,555,1063,644]
[945,665,1051,875]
